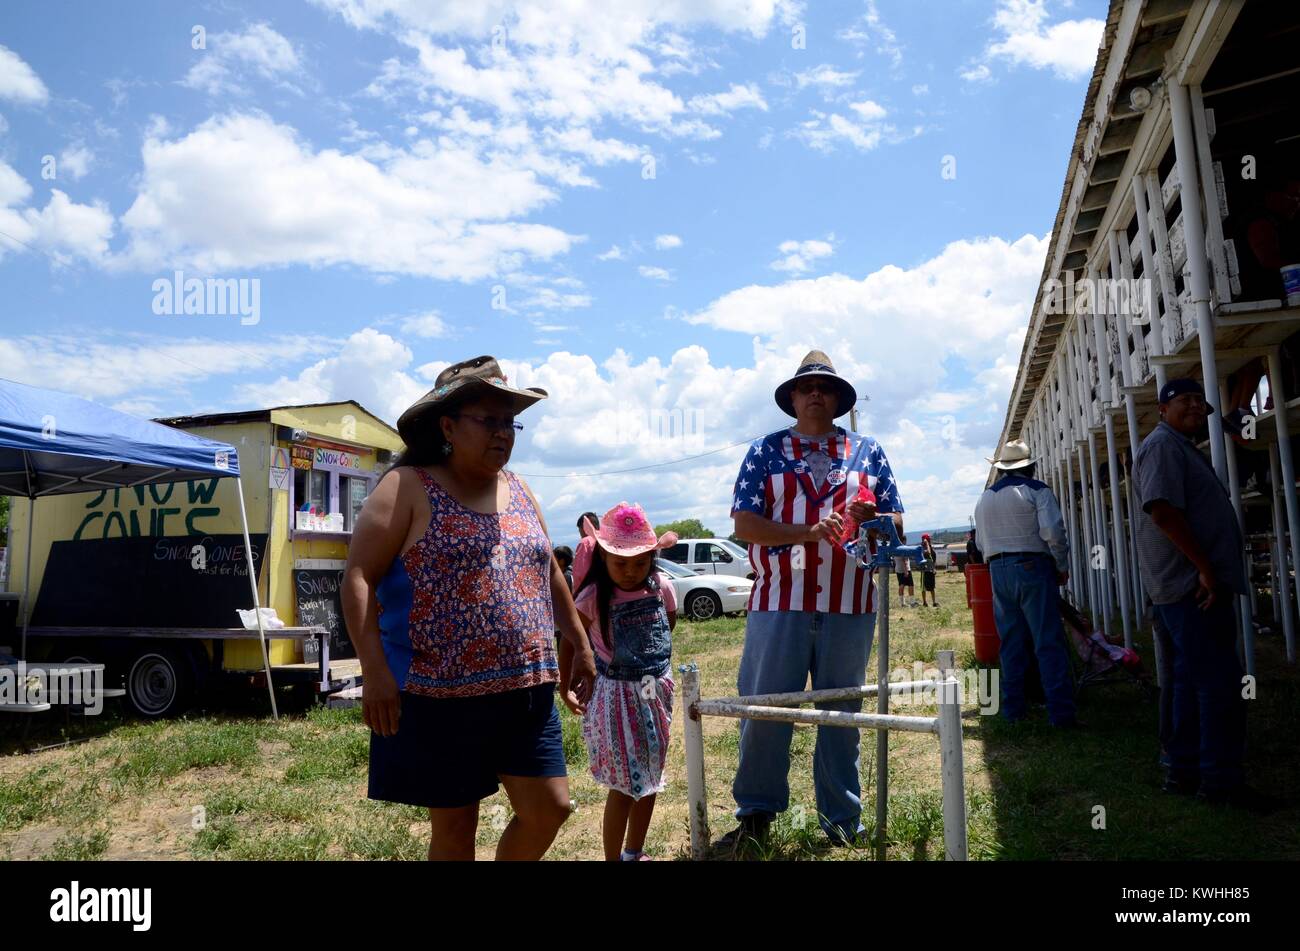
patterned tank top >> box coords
[375,467,558,698]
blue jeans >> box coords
[732,610,875,840]
[989,553,1076,725]
[1153,590,1245,792]
[1148,603,1175,771]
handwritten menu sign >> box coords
[32,534,268,626]
[294,567,353,658]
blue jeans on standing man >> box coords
[989,552,1076,725]
[732,609,875,842]
[1152,589,1245,793]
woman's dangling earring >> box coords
[441,443,452,456]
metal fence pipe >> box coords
[713,679,943,708]
[694,700,940,734]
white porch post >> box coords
[1167,79,1228,484]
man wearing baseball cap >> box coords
[1133,378,1269,811]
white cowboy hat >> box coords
[987,439,1035,471]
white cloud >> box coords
[912,84,929,96]
[115,112,578,280]
[979,0,1105,82]
[638,265,673,281]
[0,161,114,266]
[0,332,333,403]
[519,287,593,310]
[837,0,902,68]
[654,234,682,250]
[0,45,48,105]
[790,64,859,92]
[58,144,94,181]
[400,311,450,337]
[597,244,626,261]
[689,82,768,116]
[789,101,894,153]
[312,0,796,45]
[182,23,304,96]
[234,328,427,423]
[769,236,834,274]
[960,63,993,83]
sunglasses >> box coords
[795,380,836,396]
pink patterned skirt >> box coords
[582,671,674,799]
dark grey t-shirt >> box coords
[1133,421,1246,604]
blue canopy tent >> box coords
[0,377,278,717]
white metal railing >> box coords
[679,648,969,861]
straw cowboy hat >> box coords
[987,439,1035,471]
[774,349,858,418]
[397,355,547,445]
[581,503,679,557]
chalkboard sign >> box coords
[32,534,268,627]
[294,568,354,658]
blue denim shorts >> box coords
[368,683,566,809]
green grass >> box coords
[105,719,262,787]
[0,764,66,832]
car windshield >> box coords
[719,540,748,560]
[656,559,694,578]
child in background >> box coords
[553,545,575,592]
[571,511,600,591]
[896,555,917,607]
[920,534,939,607]
[568,503,678,862]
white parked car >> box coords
[656,559,752,621]
[660,538,754,580]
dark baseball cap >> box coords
[1157,378,1214,413]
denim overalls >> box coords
[595,581,672,682]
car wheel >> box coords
[686,590,722,622]
[126,648,194,718]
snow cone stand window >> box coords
[291,442,374,537]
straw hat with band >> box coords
[987,439,1035,471]
[774,349,858,418]
[397,355,547,446]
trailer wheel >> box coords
[127,648,194,718]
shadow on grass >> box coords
[976,619,1300,860]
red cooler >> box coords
[964,563,1000,664]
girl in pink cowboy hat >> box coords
[569,502,678,861]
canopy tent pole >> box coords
[21,493,33,661]
[235,474,278,719]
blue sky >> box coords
[0,0,1108,543]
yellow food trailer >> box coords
[5,400,403,715]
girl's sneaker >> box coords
[621,849,652,861]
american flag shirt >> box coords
[730,427,903,614]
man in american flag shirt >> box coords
[717,349,904,852]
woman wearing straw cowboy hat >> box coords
[720,349,905,852]
[973,438,1076,728]
[343,355,597,860]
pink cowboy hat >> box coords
[581,502,678,557]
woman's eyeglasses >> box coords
[453,413,524,433]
